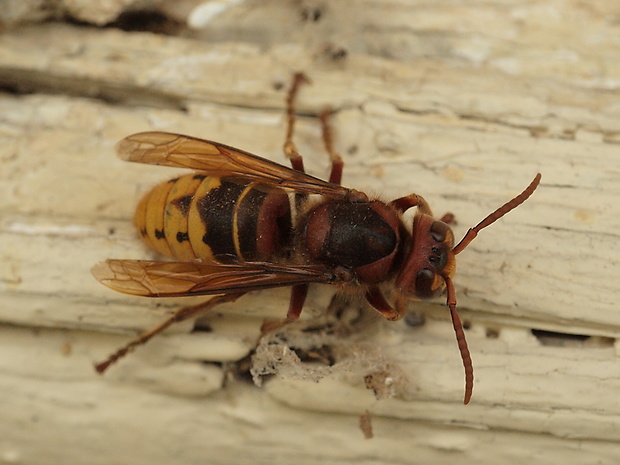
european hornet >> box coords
[93,73,541,404]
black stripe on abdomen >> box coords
[197,180,247,261]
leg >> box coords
[390,194,452,223]
[283,74,344,186]
[440,212,456,224]
[365,287,404,321]
[260,283,309,334]
[390,194,433,216]
[94,293,244,373]
[283,72,310,173]
[318,109,344,185]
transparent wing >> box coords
[116,131,351,198]
[92,259,342,297]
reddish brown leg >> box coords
[287,283,309,320]
[94,293,244,373]
[283,72,310,173]
[283,73,310,210]
[261,284,309,334]
[440,212,456,224]
[365,287,403,321]
[318,109,344,185]
[390,194,433,216]
[283,75,345,186]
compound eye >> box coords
[415,268,435,297]
[430,221,449,242]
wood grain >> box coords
[0,3,619,463]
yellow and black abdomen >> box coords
[134,173,292,263]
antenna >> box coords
[447,173,541,404]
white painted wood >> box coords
[0,1,619,462]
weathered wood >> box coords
[0,3,619,462]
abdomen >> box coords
[134,174,292,262]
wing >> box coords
[116,131,351,198]
[92,259,345,297]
